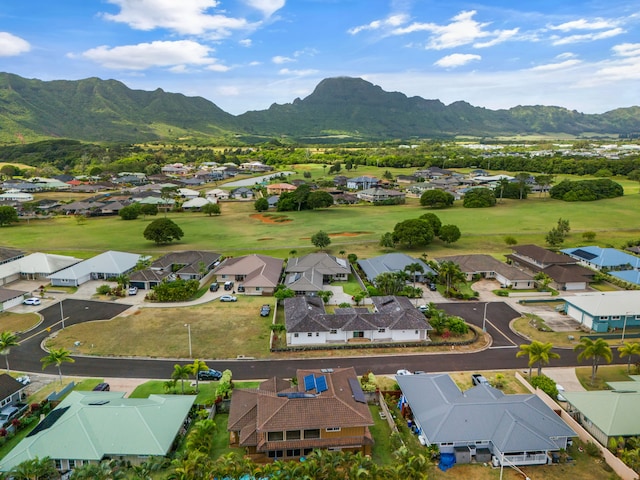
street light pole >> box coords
[483,302,488,332]
[60,300,65,329]
[622,313,629,343]
[185,324,192,358]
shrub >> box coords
[96,284,112,295]
[584,441,602,458]
[530,374,558,399]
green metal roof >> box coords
[563,389,640,437]
[0,391,195,471]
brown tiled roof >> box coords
[436,254,532,281]
[511,245,575,265]
[542,264,596,283]
[213,254,283,288]
[0,374,25,400]
[228,368,374,451]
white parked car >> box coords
[16,375,30,386]
[23,297,41,306]
[128,286,138,295]
[396,369,412,376]
[556,384,567,402]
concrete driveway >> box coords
[542,367,586,392]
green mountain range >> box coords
[0,72,638,144]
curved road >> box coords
[14,299,624,381]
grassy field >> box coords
[0,312,41,334]
[45,296,274,359]
[5,183,640,262]
[575,365,634,390]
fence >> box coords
[46,381,76,403]
[515,371,639,480]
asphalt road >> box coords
[12,299,625,381]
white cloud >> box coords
[613,43,640,57]
[0,32,31,57]
[434,53,481,68]
[549,18,619,32]
[243,0,285,17]
[239,39,252,47]
[103,0,249,37]
[77,40,224,70]
[390,10,517,51]
[556,52,577,59]
[530,59,582,71]
[272,55,294,64]
[278,68,318,76]
[348,14,409,35]
[551,28,624,46]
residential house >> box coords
[561,246,640,287]
[0,288,28,311]
[396,374,575,467]
[435,254,534,289]
[0,374,28,409]
[356,187,405,203]
[227,367,374,461]
[0,252,81,286]
[266,183,297,195]
[0,191,33,202]
[563,377,640,446]
[230,187,254,200]
[205,188,229,201]
[0,391,195,474]
[0,247,24,266]
[333,175,348,187]
[284,253,350,295]
[240,161,273,172]
[358,253,435,284]
[176,188,200,199]
[396,175,419,184]
[48,251,142,287]
[346,176,379,190]
[182,197,217,210]
[285,295,431,346]
[414,167,453,180]
[507,244,595,290]
[161,164,190,176]
[563,290,640,333]
[129,251,221,290]
[212,254,283,295]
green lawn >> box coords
[5,186,640,261]
[575,365,633,390]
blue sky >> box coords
[1,0,639,115]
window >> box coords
[353,331,364,338]
[69,460,76,469]
[286,449,301,457]
[378,328,386,333]
[256,287,261,291]
[326,427,341,432]
[611,315,620,320]
[304,429,320,439]
[307,332,313,337]
[600,316,609,321]
[294,333,299,338]
[315,332,319,336]
[55,460,62,470]
[330,329,337,334]
[286,430,300,440]
[267,450,284,458]
[267,431,284,441]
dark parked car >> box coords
[260,304,271,317]
[197,369,222,381]
[429,283,437,291]
[224,281,234,291]
[93,382,110,391]
[471,374,490,386]
[209,283,220,292]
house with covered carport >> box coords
[396,374,575,468]
[563,290,640,333]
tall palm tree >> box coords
[10,456,57,480]
[404,262,424,289]
[186,419,218,453]
[188,359,209,393]
[516,341,560,377]
[0,331,20,373]
[575,337,613,384]
[437,261,465,296]
[41,348,75,383]
[172,364,191,394]
[618,342,640,373]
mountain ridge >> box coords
[0,72,638,143]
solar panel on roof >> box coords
[571,249,598,261]
[348,378,366,403]
[316,375,328,393]
[304,374,315,391]
[27,406,70,437]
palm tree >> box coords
[516,341,560,377]
[41,348,75,383]
[404,262,424,289]
[618,342,640,373]
[0,331,20,373]
[186,419,218,453]
[10,456,58,480]
[575,337,613,384]
[188,359,209,393]
[172,364,191,394]
[437,261,465,296]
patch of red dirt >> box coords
[249,213,292,224]
[329,231,373,237]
